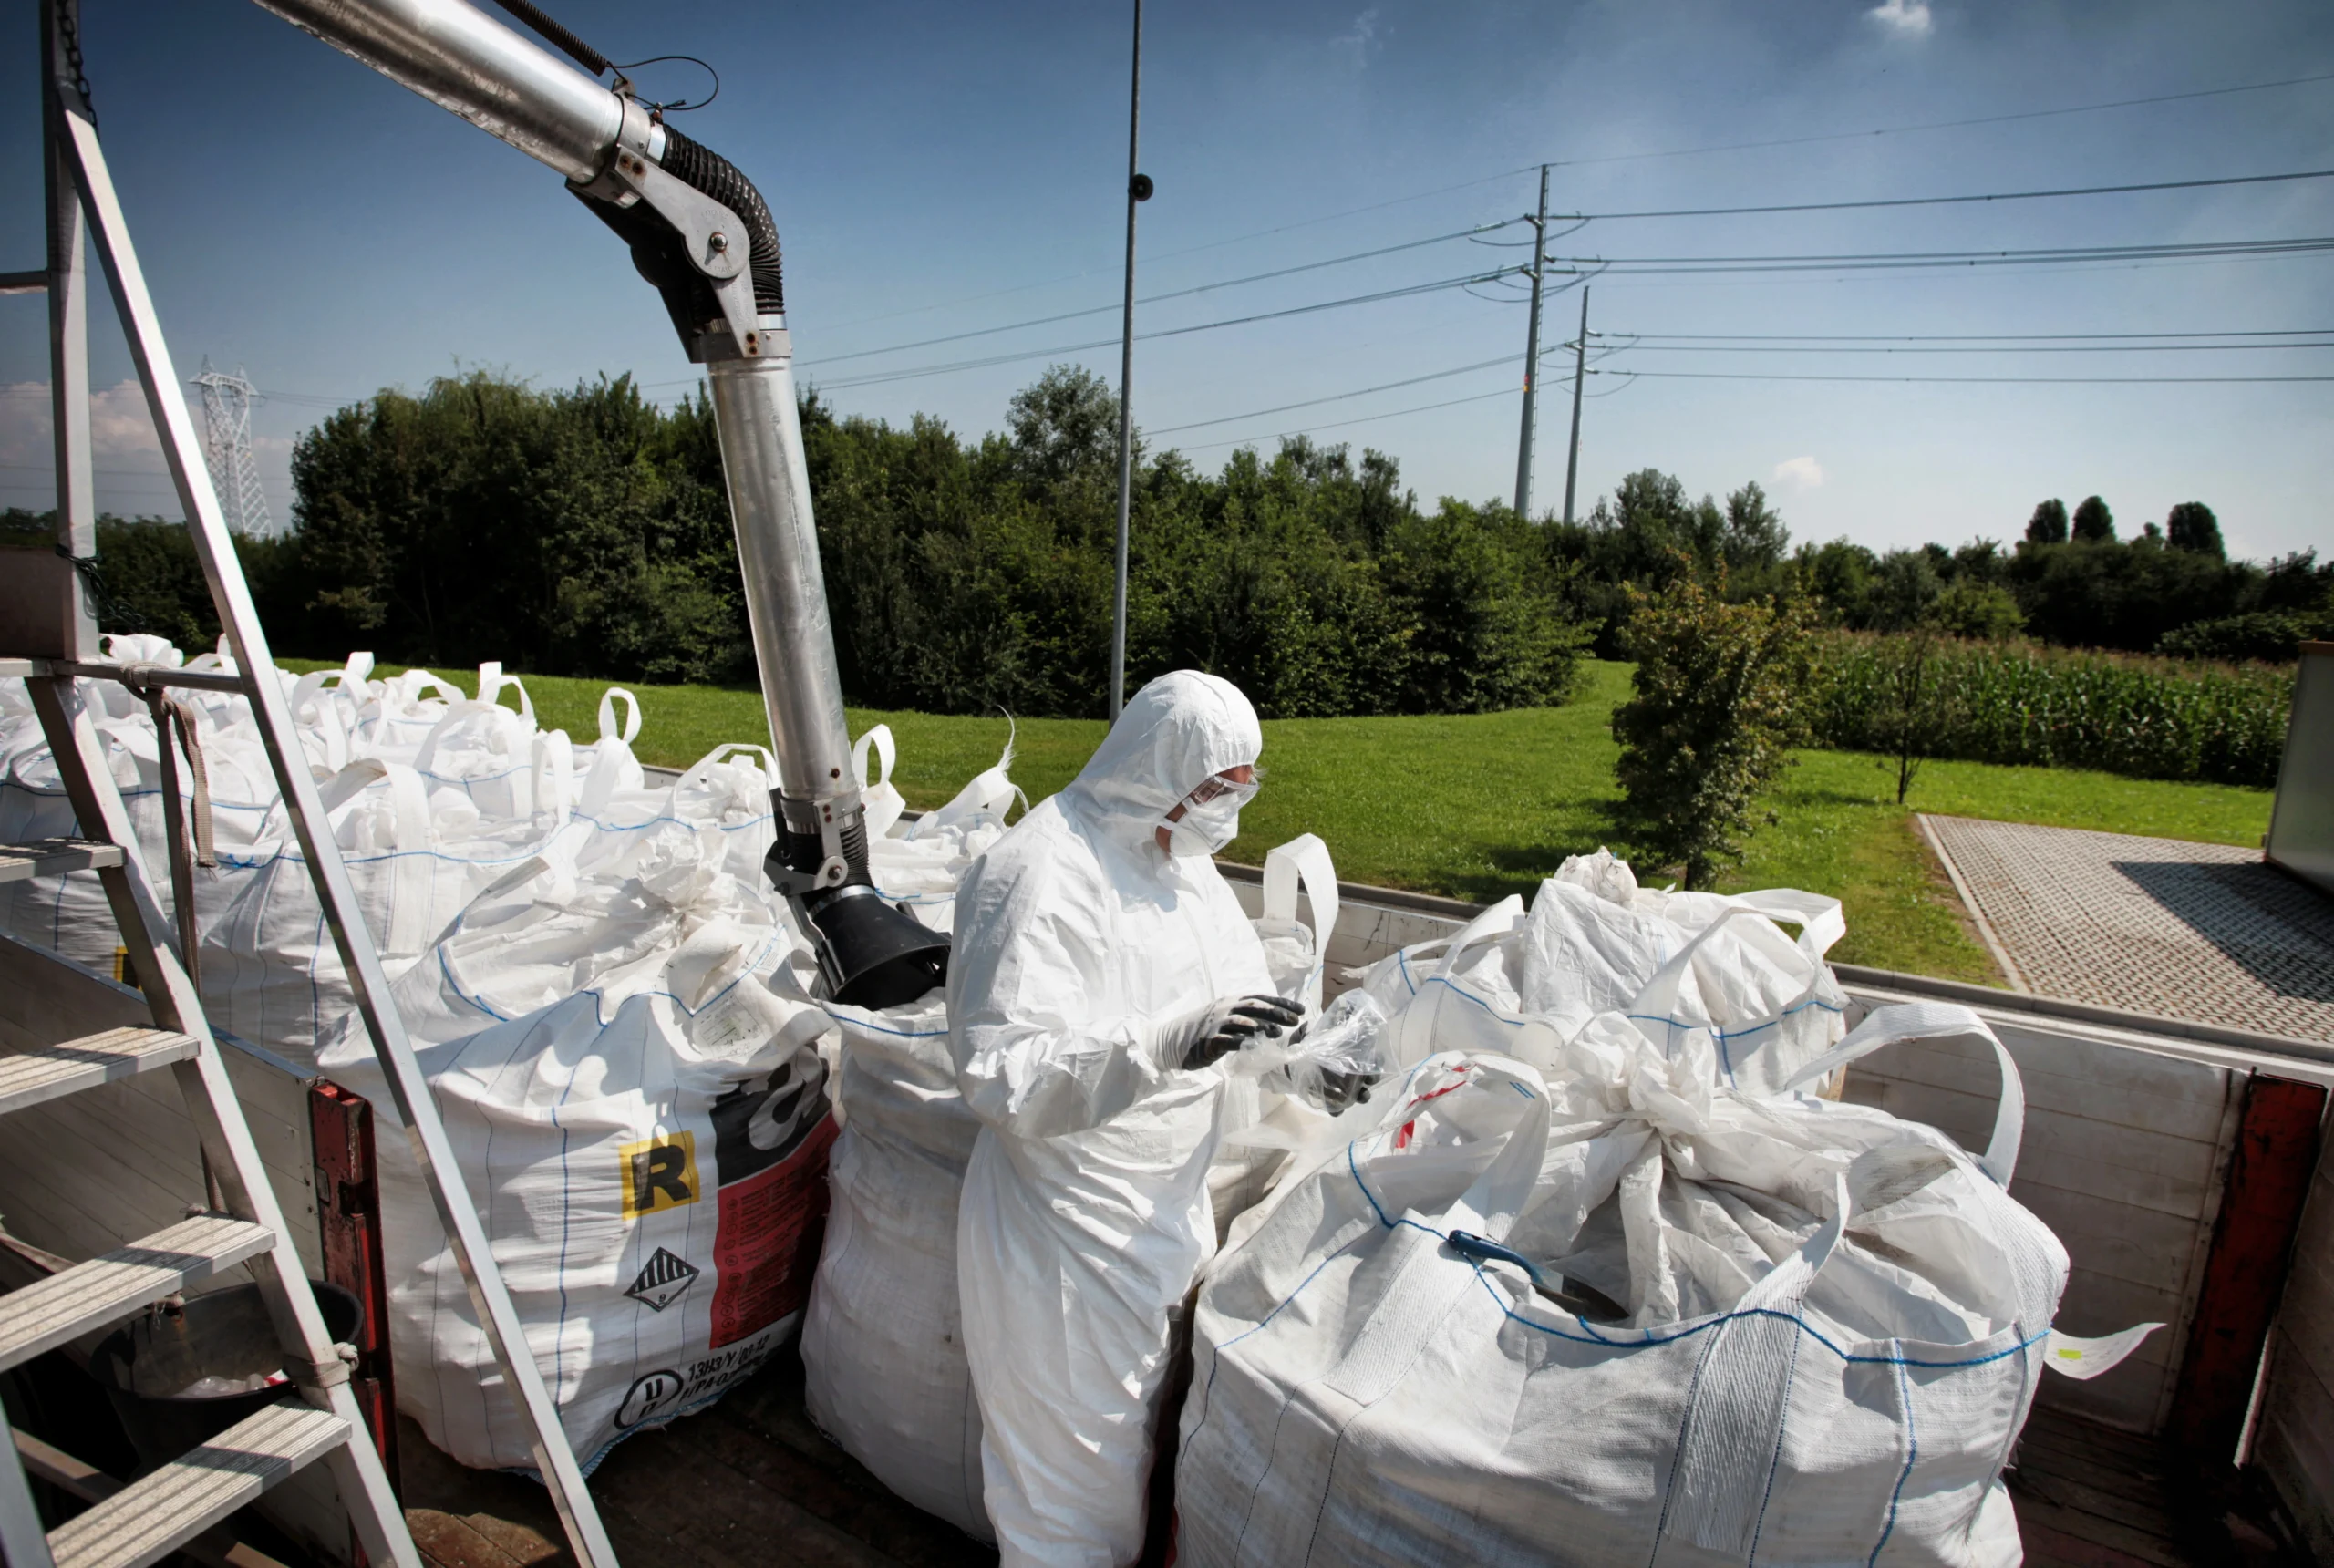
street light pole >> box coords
[1108,0,1148,721]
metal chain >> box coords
[54,0,95,120]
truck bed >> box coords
[395,1346,2301,1568]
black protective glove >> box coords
[1149,993,1306,1071]
[1315,1067,1379,1115]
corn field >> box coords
[1810,634,2294,789]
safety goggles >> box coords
[1186,768,1264,807]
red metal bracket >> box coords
[310,1078,400,1494]
[2171,1073,2327,1464]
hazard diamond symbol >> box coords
[625,1246,700,1312]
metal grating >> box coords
[1922,813,2334,1043]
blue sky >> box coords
[3,0,2329,560]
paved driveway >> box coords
[1920,814,2334,1043]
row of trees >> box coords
[2022,494,2224,554]
[1552,469,2329,657]
[15,365,2326,727]
[21,367,1585,719]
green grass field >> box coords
[286,656,2274,985]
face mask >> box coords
[1162,779,1257,858]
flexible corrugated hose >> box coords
[657,126,786,316]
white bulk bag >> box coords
[1518,849,1849,1095]
[201,757,549,1068]
[317,825,838,1472]
[862,725,1023,934]
[408,664,569,822]
[572,686,646,810]
[559,739,790,896]
[353,666,468,758]
[800,993,993,1541]
[1176,1004,2155,1568]
[0,647,277,975]
[1253,833,1338,1012]
[1363,852,1849,1096]
[1211,835,1345,1237]
[852,723,910,840]
[0,701,153,969]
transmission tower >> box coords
[191,357,272,535]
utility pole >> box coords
[1512,164,1548,518]
[1108,0,1150,721]
[1561,285,1590,526]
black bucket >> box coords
[89,1280,364,1472]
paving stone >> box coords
[1921,815,2334,1043]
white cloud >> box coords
[1330,9,1382,70]
[1867,0,1933,36]
[1773,456,1825,490]
[0,379,163,468]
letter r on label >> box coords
[620,1130,700,1220]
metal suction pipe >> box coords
[704,356,855,816]
[244,0,646,181]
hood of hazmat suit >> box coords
[949,670,1275,1567]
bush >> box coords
[1612,575,1822,889]
[1929,581,2024,642]
[2156,612,2325,665]
[1809,634,2292,787]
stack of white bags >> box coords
[0,637,1021,1474]
[1172,850,2160,1568]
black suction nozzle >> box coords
[764,833,949,1009]
[803,884,951,1009]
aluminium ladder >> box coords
[0,2,621,1563]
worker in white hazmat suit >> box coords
[949,670,1302,1567]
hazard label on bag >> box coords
[624,1247,700,1312]
[620,1131,699,1220]
[707,1053,837,1348]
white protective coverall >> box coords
[950,670,1275,1567]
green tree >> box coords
[2071,494,2115,544]
[1380,500,1585,713]
[1721,480,1789,572]
[1610,573,1821,889]
[1867,549,1944,632]
[2025,499,2069,545]
[1874,624,1945,803]
[1929,581,2023,642]
[2165,501,2224,558]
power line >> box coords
[816,266,1540,390]
[812,219,1523,367]
[816,169,2334,369]
[1565,168,2334,222]
[1601,340,2334,355]
[1151,356,1521,435]
[1529,70,2334,172]
[1549,235,2334,274]
[1618,327,2334,342]
[813,236,2320,391]
[1177,387,1518,452]
[1593,368,2334,384]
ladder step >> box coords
[0,1028,198,1117]
[0,839,125,886]
[0,1215,274,1375]
[45,1400,348,1568]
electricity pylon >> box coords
[191,357,271,536]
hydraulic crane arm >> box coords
[250,0,948,1006]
